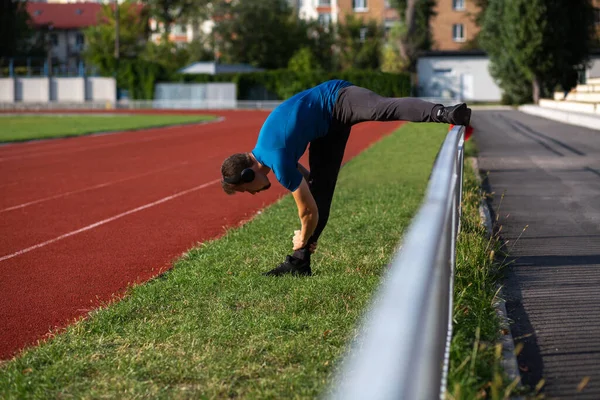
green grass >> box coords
[0,115,218,142]
[0,125,508,399]
[446,138,514,399]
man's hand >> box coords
[292,230,318,252]
[292,178,318,250]
[292,230,306,250]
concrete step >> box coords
[575,84,600,93]
[587,77,600,85]
[539,98,599,114]
[521,104,600,131]
[565,92,600,102]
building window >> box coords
[75,33,84,50]
[353,0,367,11]
[452,0,465,11]
[594,8,600,25]
[49,33,58,47]
[452,24,465,42]
[172,24,186,35]
[359,27,368,42]
[318,0,331,5]
[318,13,332,26]
[384,20,396,37]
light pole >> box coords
[114,0,120,61]
[114,0,120,99]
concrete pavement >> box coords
[474,110,600,399]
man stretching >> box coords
[220,80,471,276]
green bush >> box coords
[116,59,167,100]
[176,70,411,100]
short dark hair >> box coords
[220,153,253,194]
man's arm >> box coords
[291,177,318,250]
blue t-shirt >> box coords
[251,79,353,191]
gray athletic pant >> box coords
[294,86,443,260]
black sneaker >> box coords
[436,103,472,126]
[263,255,312,277]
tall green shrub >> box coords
[480,0,596,104]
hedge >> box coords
[175,69,412,100]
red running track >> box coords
[0,110,403,360]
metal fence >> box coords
[329,125,465,400]
[116,100,284,110]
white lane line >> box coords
[0,161,191,213]
[0,118,225,162]
[0,178,220,263]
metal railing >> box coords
[0,99,461,112]
[329,125,465,400]
[0,100,284,112]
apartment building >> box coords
[297,0,399,32]
[149,20,199,45]
[336,0,398,27]
[429,0,480,50]
[26,2,103,69]
[299,0,477,50]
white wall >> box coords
[51,77,85,102]
[1,77,115,103]
[0,78,15,102]
[85,77,116,102]
[17,77,50,102]
[298,0,319,20]
[417,56,502,102]
[586,56,600,80]
[206,83,236,108]
[153,82,236,109]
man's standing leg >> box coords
[264,121,350,276]
[292,121,351,262]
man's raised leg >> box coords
[333,86,471,126]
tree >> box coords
[143,0,209,43]
[336,14,383,71]
[479,0,531,104]
[186,34,217,63]
[288,47,321,73]
[471,0,489,28]
[480,0,596,104]
[212,0,313,69]
[83,1,149,74]
[462,0,487,49]
[381,23,406,73]
[0,0,39,59]
[389,0,436,72]
[305,22,337,71]
[142,41,191,78]
[84,0,162,100]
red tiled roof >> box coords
[27,2,104,30]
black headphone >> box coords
[223,168,255,185]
